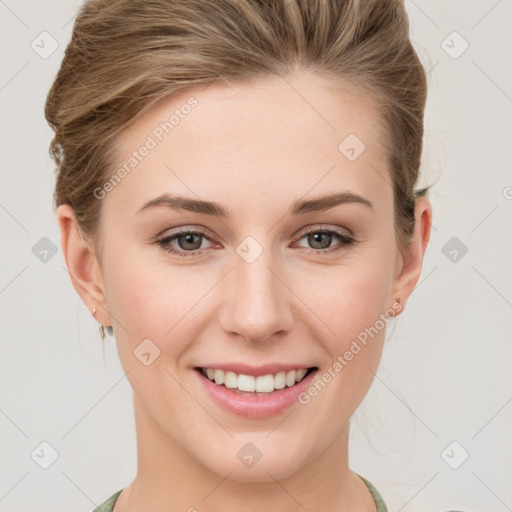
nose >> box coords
[218,247,294,344]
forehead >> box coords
[107,71,391,216]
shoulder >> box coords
[357,474,471,512]
[357,474,388,512]
[91,489,123,512]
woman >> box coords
[46,0,434,510]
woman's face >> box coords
[61,70,431,483]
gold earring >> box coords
[91,306,113,338]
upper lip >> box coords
[195,363,317,377]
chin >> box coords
[198,447,306,484]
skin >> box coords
[57,69,432,512]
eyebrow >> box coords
[135,191,374,217]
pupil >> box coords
[180,233,201,250]
[310,232,330,249]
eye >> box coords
[154,225,356,259]
[294,227,355,254]
[155,227,216,258]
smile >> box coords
[197,367,316,395]
[193,363,320,418]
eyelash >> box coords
[154,226,356,258]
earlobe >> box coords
[56,204,111,327]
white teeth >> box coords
[285,370,296,387]
[274,371,286,390]
[237,374,255,392]
[200,367,312,393]
[224,371,238,389]
[214,369,224,385]
[256,374,274,393]
[296,368,308,381]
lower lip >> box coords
[194,368,318,419]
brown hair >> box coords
[45,0,433,253]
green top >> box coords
[92,473,387,511]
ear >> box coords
[390,196,433,315]
[57,204,112,327]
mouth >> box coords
[194,366,318,396]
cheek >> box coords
[308,261,392,342]
[303,250,394,394]
[102,245,214,364]
[103,240,181,327]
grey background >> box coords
[1,1,511,510]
